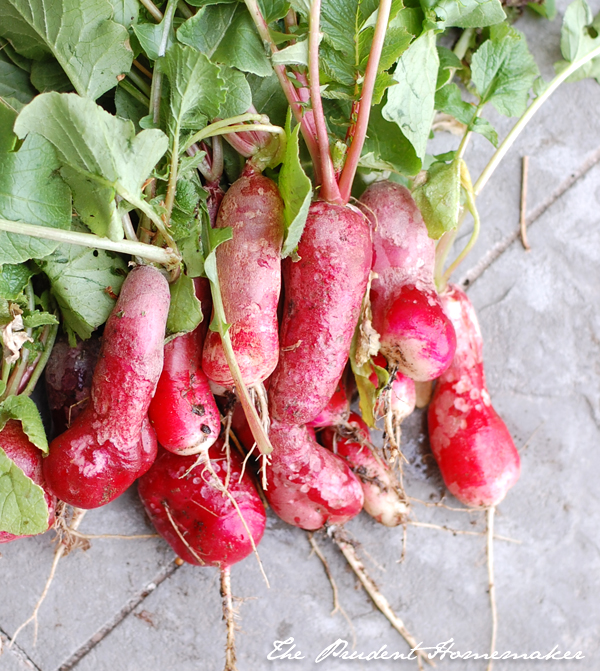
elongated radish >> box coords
[428,285,520,507]
[138,439,266,567]
[359,181,456,381]
[265,420,364,530]
[202,168,284,387]
[269,202,372,425]
[0,420,56,543]
[321,413,408,527]
[43,265,170,509]
[149,329,221,455]
[137,416,158,477]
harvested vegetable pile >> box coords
[0,0,599,667]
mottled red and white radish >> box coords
[321,413,408,527]
[308,374,350,428]
[359,181,456,381]
[264,420,364,530]
[428,285,520,508]
[43,265,170,509]
[268,202,372,425]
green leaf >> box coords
[279,117,312,258]
[115,84,149,132]
[0,129,72,264]
[14,92,169,240]
[259,0,291,23]
[218,66,253,119]
[248,73,289,127]
[413,159,462,239]
[37,227,128,340]
[383,31,439,161]
[272,39,310,67]
[429,0,506,28]
[556,0,600,82]
[0,395,48,453]
[0,446,49,536]
[0,264,35,300]
[166,272,203,335]
[435,82,476,125]
[180,233,205,278]
[471,25,539,117]
[527,0,556,20]
[0,101,18,153]
[22,310,59,328]
[30,59,73,94]
[162,43,224,138]
[362,101,421,176]
[0,0,133,100]
[436,46,463,89]
[133,21,176,61]
[0,59,36,104]
[471,116,498,146]
[109,0,139,27]
[178,4,272,77]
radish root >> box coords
[10,507,87,647]
[329,526,432,668]
[220,566,239,671]
[486,506,497,671]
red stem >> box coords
[308,0,342,204]
[338,0,392,203]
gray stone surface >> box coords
[2,3,600,671]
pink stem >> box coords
[308,0,342,204]
[338,0,392,204]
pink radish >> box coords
[308,374,350,428]
[321,413,408,527]
[43,265,170,509]
[359,181,456,381]
[268,202,372,425]
[428,285,520,507]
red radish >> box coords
[321,413,408,527]
[43,265,170,509]
[265,420,364,530]
[44,336,101,436]
[149,329,220,456]
[0,420,56,543]
[308,375,350,428]
[138,439,266,567]
[202,168,284,387]
[371,354,416,423]
[428,285,520,507]
[137,416,158,477]
[268,202,372,425]
[359,181,456,381]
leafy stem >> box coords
[21,322,59,398]
[474,42,600,196]
[184,114,263,151]
[338,0,393,203]
[0,219,181,267]
[4,282,35,399]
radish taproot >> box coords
[43,265,170,509]
[202,168,284,388]
[138,439,266,567]
[428,285,520,507]
[268,202,372,425]
[265,420,364,530]
[321,413,408,527]
[359,181,456,381]
[0,420,56,543]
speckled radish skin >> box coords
[202,171,284,387]
[268,202,372,425]
[149,329,220,455]
[43,265,170,509]
[359,181,456,381]
[265,421,364,530]
[428,285,520,507]
[0,420,56,543]
[321,414,408,527]
[137,416,158,477]
[371,354,416,422]
[308,376,350,428]
[138,441,266,567]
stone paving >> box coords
[1,3,600,670]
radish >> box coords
[137,416,158,478]
[148,329,220,456]
[43,265,170,509]
[428,285,520,507]
[371,354,416,424]
[268,202,372,425]
[202,167,284,388]
[359,181,456,381]
[308,374,350,428]
[138,439,266,567]
[321,413,408,527]
[0,420,56,544]
[265,420,364,530]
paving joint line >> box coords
[459,145,600,289]
[57,560,181,671]
[0,627,43,671]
